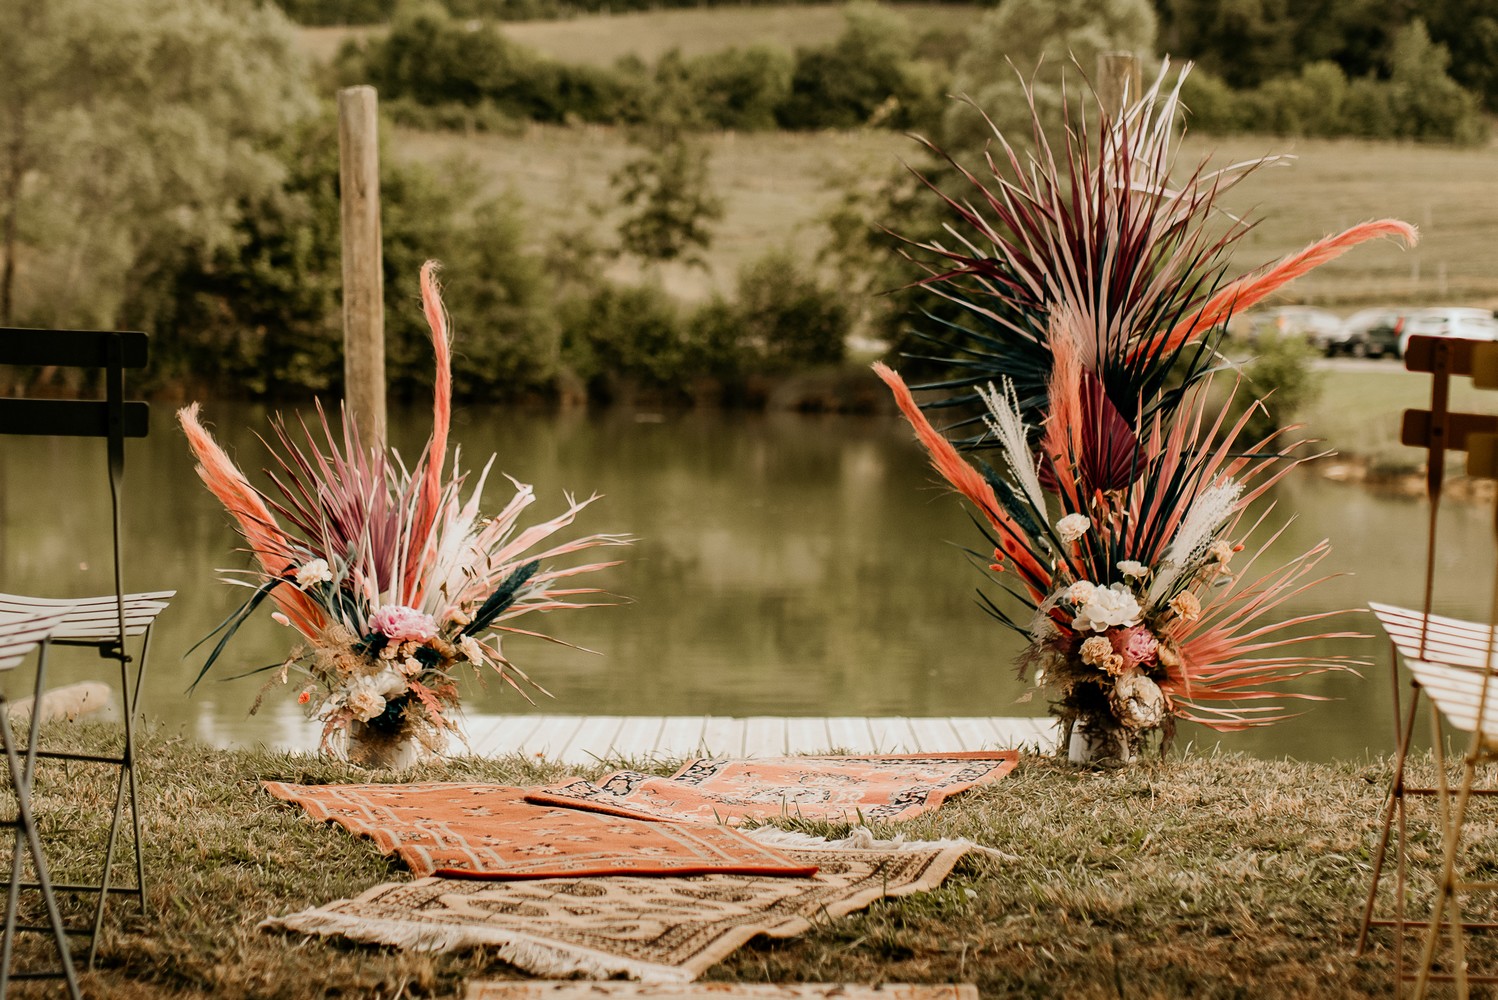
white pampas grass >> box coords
[1147,480,1242,606]
[978,378,1046,516]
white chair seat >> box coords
[0,592,174,641]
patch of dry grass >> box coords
[7,724,1489,997]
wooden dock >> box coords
[462,714,1057,766]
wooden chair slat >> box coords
[0,399,149,438]
[0,329,148,369]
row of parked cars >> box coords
[1238,306,1498,359]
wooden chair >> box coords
[1355,335,1498,995]
[0,611,80,1000]
[0,328,175,967]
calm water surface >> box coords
[0,401,1489,761]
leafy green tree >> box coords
[0,0,313,328]
[611,137,724,267]
[776,3,942,131]
[943,0,1157,152]
[1386,19,1489,145]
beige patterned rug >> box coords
[262,846,968,982]
[465,983,980,1000]
[525,753,1018,825]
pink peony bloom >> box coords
[369,604,438,642]
[1116,626,1159,666]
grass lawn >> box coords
[11,724,1482,997]
[1301,361,1498,473]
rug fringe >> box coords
[260,910,697,982]
[744,825,1019,862]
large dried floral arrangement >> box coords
[876,69,1416,761]
[180,262,627,762]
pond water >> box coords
[0,400,1489,762]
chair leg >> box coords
[84,626,153,967]
[1358,682,1422,954]
[0,649,81,1000]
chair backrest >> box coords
[0,328,152,653]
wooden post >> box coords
[338,85,386,449]
[1097,51,1141,120]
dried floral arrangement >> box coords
[179,262,628,762]
[876,69,1416,761]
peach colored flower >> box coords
[1169,592,1202,623]
[1079,636,1113,666]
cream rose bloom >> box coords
[1065,581,1097,605]
[1116,560,1149,579]
[1056,513,1091,543]
[1072,583,1142,633]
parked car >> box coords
[1397,307,1498,357]
[1237,306,1343,351]
[1332,308,1405,358]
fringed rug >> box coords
[525,753,1018,825]
[263,845,967,982]
[465,982,981,1000]
[262,782,816,880]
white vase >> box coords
[1067,719,1113,764]
[342,721,441,769]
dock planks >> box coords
[462,714,1056,765]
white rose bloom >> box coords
[295,558,333,589]
[1117,560,1149,580]
[1071,583,1143,633]
[1056,513,1091,543]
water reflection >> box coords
[0,401,1488,761]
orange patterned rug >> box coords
[524,752,1018,825]
[263,845,967,981]
[262,782,817,880]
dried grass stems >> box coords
[5,725,1490,997]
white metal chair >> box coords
[0,328,175,967]
[0,611,80,1000]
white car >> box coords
[1398,307,1498,357]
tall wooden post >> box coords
[338,86,386,449]
[1097,51,1141,120]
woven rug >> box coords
[262,782,816,880]
[524,752,1018,825]
[465,982,980,1000]
[263,845,967,982]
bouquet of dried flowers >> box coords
[877,67,1415,760]
[180,262,627,761]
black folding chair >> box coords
[0,328,175,968]
[0,611,80,1000]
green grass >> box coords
[298,5,1498,310]
[390,123,1498,308]
[1301,361,1498,474]
[15,724,1479,997]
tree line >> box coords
[285,0,1498,114]
[331,1,1490,145]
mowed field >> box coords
[302,6,1498,308]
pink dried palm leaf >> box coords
[1134,219,1419,360]
[405,260,454,604]
[177,404,326,635]
[874,362,1051,594]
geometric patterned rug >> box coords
[524,753,1019,825]
[262,782,817,880]
[465,983,981,999]
[262,845,969,982]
